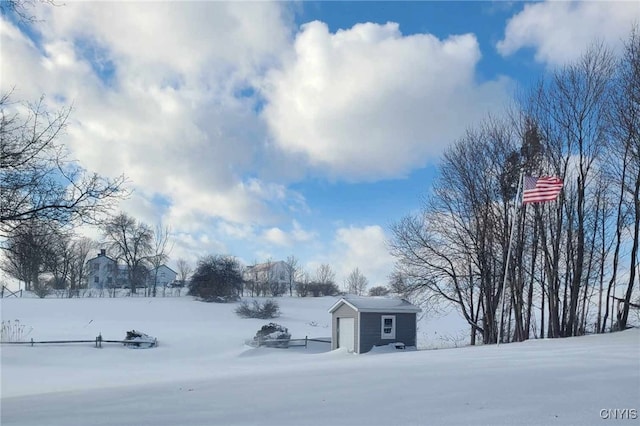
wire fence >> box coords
[0,334,158,349]
[2,334,328,349]
[1,286,22,298]
[0,287,186,299]
[244,336,331,349]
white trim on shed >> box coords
[329,296,422,314]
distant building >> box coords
[85,249,176,290]
[243,260,292,295]
[86,249,117,289]
[147,265,177,289]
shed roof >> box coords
[328,296,421,314]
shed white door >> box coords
[338,317,355,352]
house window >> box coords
[94,276,99,283]
[381,315,396,340]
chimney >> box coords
[99,249,106,256]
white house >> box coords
[147,265,177,288]
[86,249,117,289]
[243,260,292,294]
[85,249,176,290]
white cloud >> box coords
[262,20,511,181]
[1,3,302,232]
[291,220,315,243]
[2,4,516,281]
[262,227,290,246]
[260,220,318,247]
[305,225,394,289]
[498,1,640,66]
[216,222,256,241]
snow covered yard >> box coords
[1,296,639,426]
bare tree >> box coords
[176,258,192,286]
[388,29,637,343]
[368,286,390,296]
[388,270,412,298]
[66,237,94,297]
[390,116,520,345]
[0,93,127,237]
[284,255,299,297]
[265,258,285,297]
[603,27,640,330]
[0,220,55,291]
[102,213,153,294]
[315,264,335,285]
[45,231,73,292]
[526,42,616,337]
[295,269,311,297]
[148,223,172,297]
[0,0,56,23]
[345,267,368,295]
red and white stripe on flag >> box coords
[523,176,563,204]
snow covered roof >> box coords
[245,260,285,273]
[328,296,421,314]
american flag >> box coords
[523,176,563,204]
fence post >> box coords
[305,336,308,348]
[30,338,33,347]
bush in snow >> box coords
[295,281,339,297]
[295,282,309,297]
[235,299,280,319]
[253,323,290,348]
[368,286,390,296]
[188,255,243,303]
[32,278,51,299]
[308,281,340,297]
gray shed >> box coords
[329,296,421,354]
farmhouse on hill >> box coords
[86,249,177,290]
[329,296,421,354]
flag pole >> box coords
[497,172,523,345]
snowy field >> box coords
[1,296,639,426]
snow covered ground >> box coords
[1,296,638,426]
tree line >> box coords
[188,255,381,302]
[390,29,640,344]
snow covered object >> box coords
[253,323,291,348]
[123,330,157,349]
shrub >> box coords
[269,281,286,297]
[254,322,291,348]
[189,255,243,302]
[308,281,340,297]
[32,279,51,299]
[295,282,309,297]
[235,299,280,319]
[369,286,390,296]
[295,281,339,297]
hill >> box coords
[1,296,638,425]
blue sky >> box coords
[2,1,639,288]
